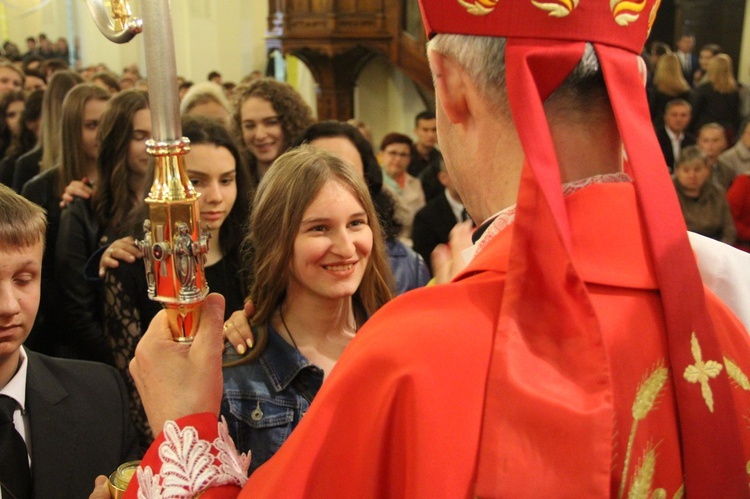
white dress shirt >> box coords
[444,189,466,224]
[665,126,684,166]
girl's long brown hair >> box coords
[232,146,393,365]
[652,53,690,96]
[92,89,150,238]
[56,84,110,196]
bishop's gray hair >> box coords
[428,36,607,119]
[428,34,509,116]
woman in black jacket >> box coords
[22,83,110,355]
[692,54,741,140]
[55,89,150,364]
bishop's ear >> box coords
[427,49,469,125]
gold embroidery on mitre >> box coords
[531,0,579,18]
[724,356,750,390]
[610,0,647,26]
[457,0,499,16]
[619,363,669,499]
[683,332,723,412]
[673,484,684,499]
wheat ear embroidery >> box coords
[628,441,659,499]
[619,363,669,499]
[724,356,750,391]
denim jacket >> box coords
[221,323,324,475]
[387,238,431,295]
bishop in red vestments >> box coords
[115,1,750,497]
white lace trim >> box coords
[474,172,631,257]
[136,417,251,499]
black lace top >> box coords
[104,257,245,452]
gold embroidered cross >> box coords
[683,332,723,412]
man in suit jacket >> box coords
[656,99,695,172]
[408,111,444,201]
[718,120,750,175]
[675,34,699,86]
[412,160,471,271]
[0,184,138,499]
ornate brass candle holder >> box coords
[138,139,209,342]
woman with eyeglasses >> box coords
[379,132,426,246]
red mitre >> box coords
[418,0,746,497]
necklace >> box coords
[279,306,299,351]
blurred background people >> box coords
[718,119,750,175]
[413,159,472,272]
[22,84,110,355]
[649,53,692,130]
[692,54,740,141]
[180,81,232,127]
[380,132,425,246]
[0,88,42,186]
[23,68,46,93]
[656,99,695,172]
[55,89,150,364]
[673,145,736,244]
[696,122,735,190]
[693,43,721,86]
[0,61,23,95]
[12,70,83,192]
[408,110,443,201]
[0,90,25,159]
[675,33,698,85]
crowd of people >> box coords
[1,9,750,496]
[0,31,477,498]
[646,35,750,249]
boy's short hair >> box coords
[699,122,726,137]
[676,145,707,168]
[415,110,435,126]
[0,184,46,248]
[665,99,691,114]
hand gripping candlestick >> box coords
[84,0,209,343]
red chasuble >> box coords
[127,182,750,498]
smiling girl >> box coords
[222,146,392,474]
[231,78,314,184]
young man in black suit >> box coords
[412,159,472,271]
[408,110,444,201]
[0,184,138,498]
[656,99,695,172]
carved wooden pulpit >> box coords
[266,0,432,121]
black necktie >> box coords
[0,395,31,499]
